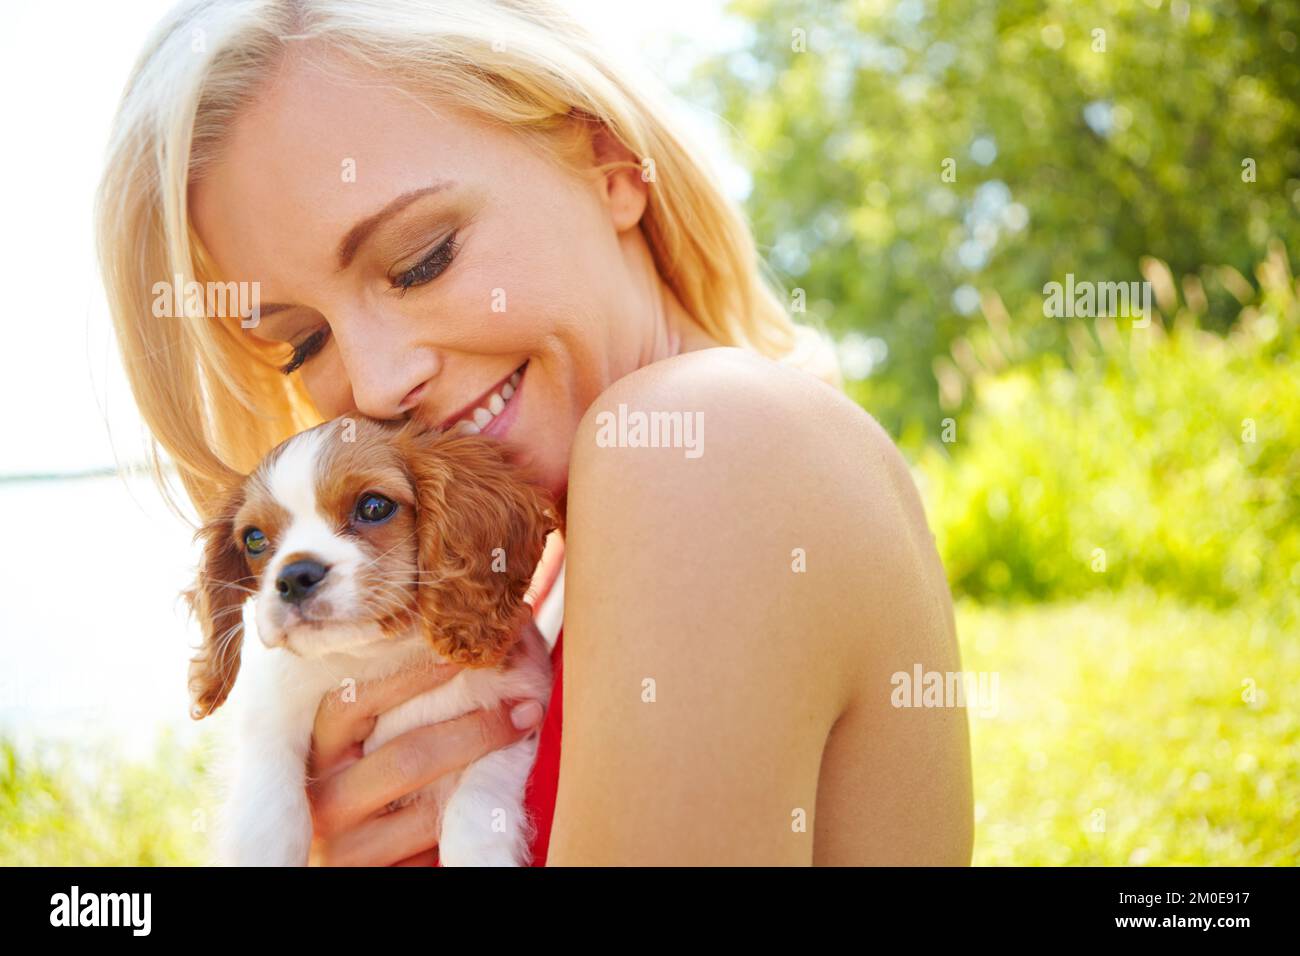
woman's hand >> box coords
[305,623,550,866]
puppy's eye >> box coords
[244,529,269,554]
[355,493,396,524]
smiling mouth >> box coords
[439,361,527,434]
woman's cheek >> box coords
[302,348,353,418]
[457,234,590,336]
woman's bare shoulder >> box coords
[549,346,960,863]
[567,344,951,660]
[575,345,892,465]
[571,345,928,565]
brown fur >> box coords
[393,424,556,667]
[185,417,556,718]
[184,486,253,719]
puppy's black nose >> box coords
[276,560,328,604]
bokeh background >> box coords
[2,0,1296,864]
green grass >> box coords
[0,729,217,866]
[960,590,1300,865]
[3,590,1296,865]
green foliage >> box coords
[919,244,1300,606]
[696,0,1300,437]
[0,732,216,866]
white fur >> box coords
[211,429,553,867]
[254,428,373,654]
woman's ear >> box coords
[589,121,649,232]
[184,488,251,719]
[401,431,556,668]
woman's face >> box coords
[191,49,665,499]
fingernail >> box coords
[510,700,544,730]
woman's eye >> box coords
[355,493,397,524]
[390,231,459,294]
[244,528,269,554]
[278,327,330,376]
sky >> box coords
[0,0,745,477]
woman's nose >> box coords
[349,367,425,421]
[331,320,440,421]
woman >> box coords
[96,0,972,865]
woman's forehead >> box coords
[188,54,491,286]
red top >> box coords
[522,629,563,866]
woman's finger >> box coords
[392,848,440,867]
[311,792,444,867]
[310,659,466,772]
[310,697,544,837]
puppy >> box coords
[185,416,556,866]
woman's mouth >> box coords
[440,361,527,436]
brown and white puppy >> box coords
[186,416,556,866]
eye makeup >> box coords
[388,230,459,296]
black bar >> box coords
[1,867,1292,939]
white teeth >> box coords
[448,365,524,433]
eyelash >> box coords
[279,328,329,375]
[391,230,459,297]
[277,231,460,375]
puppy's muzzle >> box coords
[277,559,329,604]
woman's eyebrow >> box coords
[334,180,457,272]
[250,181,460,320]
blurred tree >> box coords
[693,0,1300,440]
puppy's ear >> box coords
[184,488,251,719]
[401,431,556,667]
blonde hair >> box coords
[96,0,840,519]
